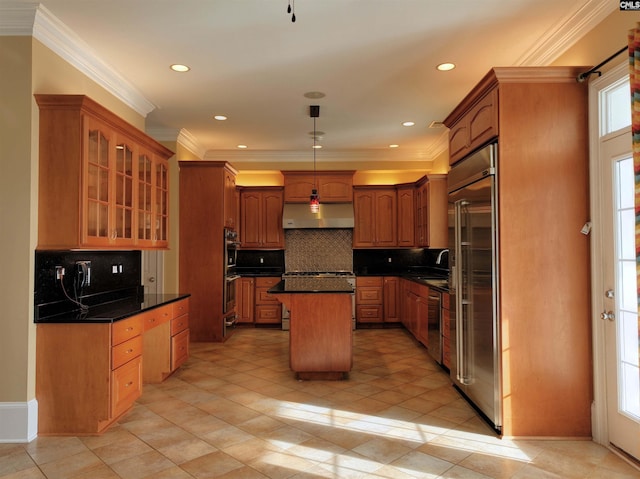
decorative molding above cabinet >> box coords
[35,94,174,250]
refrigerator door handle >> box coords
[454,200,466,384]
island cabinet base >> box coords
[274,293,353,379]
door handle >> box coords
[600,311,615,321]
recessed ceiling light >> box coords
[237,144,247,149]
[402,121,415,127]
[213,115,227,121]
[304,91,326,99]
[312,145,322,149]
[170,64,190,72]
[389,144,399,148]
[437,62,456,72]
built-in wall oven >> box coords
[223,228,240,335]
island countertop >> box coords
[268,277,354,294]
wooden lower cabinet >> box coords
[237,277,255,324]
[356,276,383,323]
[142,299,190,383]
[399,278,430,348]
[441,292,450,370]
[383,276,400,323]
[36,298,189,435]
[255,277,282,324]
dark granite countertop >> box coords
[35,293,191,324]
[268,278,354,294]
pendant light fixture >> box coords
[287,0,296,22]
[309,105,320,213]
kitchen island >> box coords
[269,277,354,380]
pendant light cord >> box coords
[313,116,317,189]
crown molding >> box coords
[146,128,207,160]
[0,2,156,117]
[201,128,449,164]
[517,0,617,66]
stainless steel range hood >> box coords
[283,203,354,229]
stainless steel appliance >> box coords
[280,271,356,330]
[223,228,240,334]
[448,142,501,433]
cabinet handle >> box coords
[126,327,133,332]
[125,381,133,388]
[126,349,133,354]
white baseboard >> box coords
[0,400,38,443]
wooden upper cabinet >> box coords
[353,187,397,248]
[35,94,174,250]
[415,175,447,248]
[396,184,415,247]
[446,87,498,165]
[224,169,238,230]
[239,187,284,249]
[283,171,354,203]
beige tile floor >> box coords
[2,327,639,479]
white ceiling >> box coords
[3,0,615,169]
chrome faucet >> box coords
[436,249,449,265]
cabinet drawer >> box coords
[256,288,280,304]
[357,287,383,304]
[112,315,143,346]
[356,276,383,287]
[255,277,280,287]
[357,305,383,322]
[112,335,143,370]
[171,329,189,371]
[111,355,142,418]
[171,314,189,335]
[141,304,172,332]
[255,305,282,323]
[172,299,189,318]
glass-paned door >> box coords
[594,71,640,461]
[114,141,134,243]
[85,120,111,244]
[138,153,153,243]
[154,160,168,244]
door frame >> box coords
[588,59,630,448]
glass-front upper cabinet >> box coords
[35,94,174,250]
[84,118,112,246]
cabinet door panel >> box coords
[262,191,283,248]
[171,329,190,371]
[374,191,397,246]
[397,187,415,247]
[353,191,375,246]
[111,356,142,418]
[240,191,262,247]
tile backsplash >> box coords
[285,229,353,272]
[34,250,141,319]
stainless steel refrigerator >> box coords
[448,142,501,433]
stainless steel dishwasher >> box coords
[427,289,442,365]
